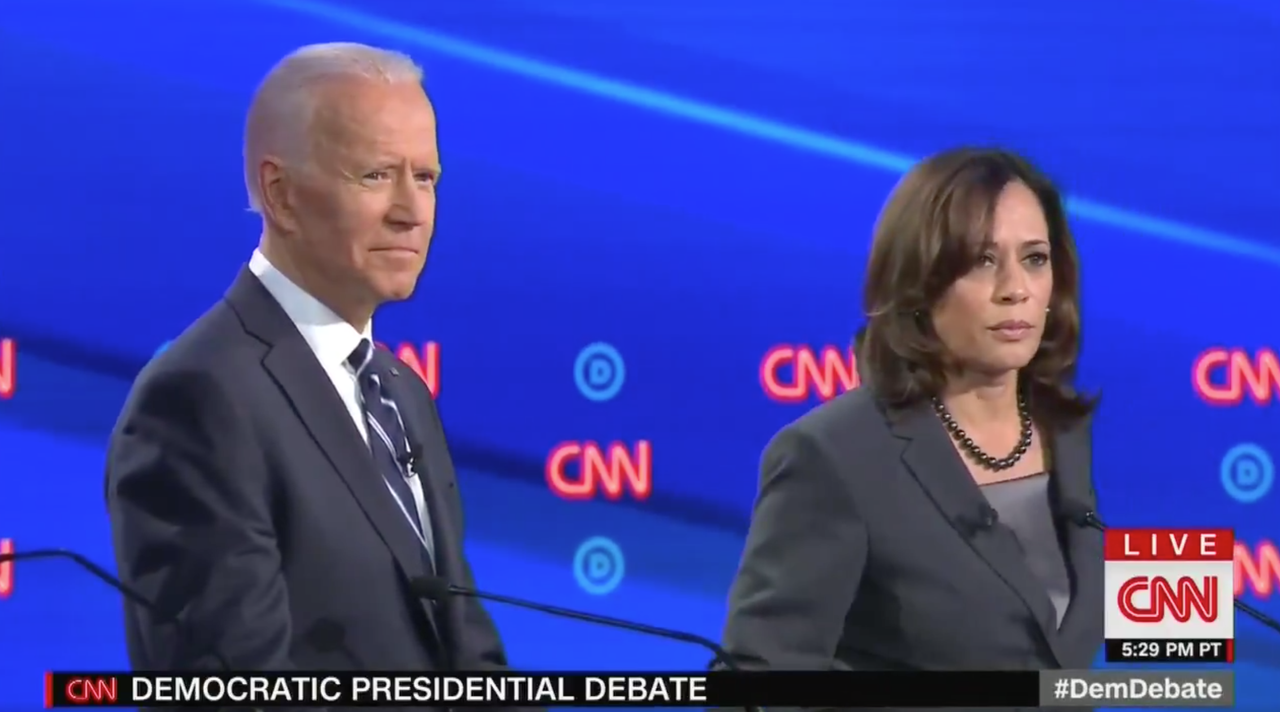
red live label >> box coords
[1104,528,1234,561]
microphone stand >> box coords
[0,548,234,669]
[411,576,763,712]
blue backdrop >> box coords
[1,0,1277,707]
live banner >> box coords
[50,671,1041,707]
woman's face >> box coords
[931,181,1054,378]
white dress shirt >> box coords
[249,249,433,554]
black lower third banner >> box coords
[48,671,1043,707]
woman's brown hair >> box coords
[854,147,1095,426]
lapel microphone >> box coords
[394,427,425,480]
[957,504,1000,539]
[396,443,423,478]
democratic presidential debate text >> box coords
[1192,347,1279,407]
[45,671,1056,707]
[1103,528,1235,663]
[0,337,14,399]
[49,672,701,707]
[760,345,859,403]
[546,441,652,501]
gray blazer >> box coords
[721,387,1103,706]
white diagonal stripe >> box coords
[366,411,398,458]
[356,362,436,561]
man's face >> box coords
[283,79,440,311]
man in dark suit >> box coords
[106,43,514,680]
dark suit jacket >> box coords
[721,388,1103,709]
[106,268,513,683]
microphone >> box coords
[978,504,999,528]
[409,577,762,712]
[0,548,232,669]
[958,504,1000,538]
[397,443,422,478]
[1058,503,1280,635]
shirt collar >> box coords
[249,248,371,370]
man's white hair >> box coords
[243,42,424,213]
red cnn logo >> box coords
[1118,576,1218,623]
[1236,540,1280,598]
[760,345,860,403]
[1193,347,1280,406]
[0,338,14,399]
[379,341,440,397]
[64,676,118,704]
[1103,528,1234,641]
[546,441,652,501]
[0,538,12,598]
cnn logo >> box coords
[1193,347,1279,406]
[1236,540,1280,598]
[545,441,652,501]
[1103,528,1235,642]
[0,538,11,598]
[1118,576,1218,623]
[0,338,14,400]
[760,345,860,403]
[62,677,118,705]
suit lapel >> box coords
[888,402,1065,664]
[224,269,434,616]
[1048,417,1102,647]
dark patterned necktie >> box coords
[346,339,435,569]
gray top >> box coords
[980,473,1073,627]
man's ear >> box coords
[258,157,299,232]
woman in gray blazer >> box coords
[722,148,1103,680]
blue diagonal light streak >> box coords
[256,0,1280,267]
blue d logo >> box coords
[574,343,625,402]
[1221,443,1274,504]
